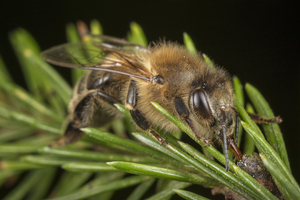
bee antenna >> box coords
[221,106,229,171]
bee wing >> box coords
[41,35,153,81]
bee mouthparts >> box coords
[228,136,243,161]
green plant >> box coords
[0,20,298,200]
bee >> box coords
[42,24,244,171]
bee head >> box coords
[189,78,236,140]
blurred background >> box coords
[0,0,299,198]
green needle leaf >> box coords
[260,153,299,200]
[0,144,42,154]
[66,22,86,84]
[78,172,124,191]
[90,19,103,35]
[0,55,12,83]
[146,181,191,200]
[241,121,300,193]
[10,28,71,107]
[245,83,290,171]
[202,54,215,69]
[259,153,300,199]
[1,83,64,122]
[178,141,260,199]
[127,22,148,46]
[0,129,33,143]
[51,172,92,197]
[234,97,263,137]
[108,161,218,187]
[0,161,43,171]
[21,156,82,166]
[32,56,72,105]
[0,171,21,187]
[46,176,150,200]
[82,128,182,166]
[80,172,123,200]
[3,169,46,200]
[0,105,61,135]
[0,106,61,134]
[173,189,210,200]
[27,168,56,200]
[233,76,244,107]
[243,104,256,155]
[233,165,278,200]
[131,132,188,167]
[63,162,118,172]
[40,146,158,163]
[114,103,132,119]
[127,178,156,200]
[183,33,197,54]
[151,102,234,168]
[233,76,244,148]
[66,23,80,43]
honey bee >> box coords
[41,24,243,171]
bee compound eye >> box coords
[192,89,212,120]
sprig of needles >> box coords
[0,20,298,200]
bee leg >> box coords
[50,122,85,147]
[130,108,166,144]
[126,80,166,144]
[51,90,120,147]
[50,93,93,147]
[248,113,282,124]
[174,97,212,146]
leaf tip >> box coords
[106,162,113,166]
[245,83,251,88]
[173,189,180,193]
[259,153,266,159]
[39,146,50,153]
[233,75,239,80]
[131,132,138,136]
[233,165,239,171]
[150,102,158,107]
[80,127,90,133]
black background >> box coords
[0,0,299,199]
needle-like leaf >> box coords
[245,83,290,171]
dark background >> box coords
[0,0,299,199]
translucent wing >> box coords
[41,35,153,81]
